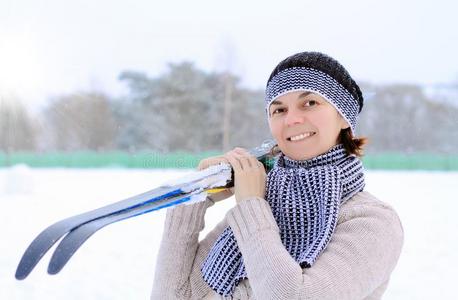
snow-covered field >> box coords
[1,166,457,299]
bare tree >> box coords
[0,96,37,154]
[358,83,458,154]
[44,92,117,151]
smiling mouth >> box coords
[287,132,316,142]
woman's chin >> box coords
[279,141,314,160]
[282,148,317,161]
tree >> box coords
[116,62,272,153]
[0,96,37,153]
[357,83,458,154]
[44,92,117,151]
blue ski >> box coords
[48,189,207,275]
[15,139,276,280]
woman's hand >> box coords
[197,147,267,204]
[223,147,267,204]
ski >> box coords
[14,187,182,280]
[15,139,276,280]
[15,166,230,280]
[47,188,216,275]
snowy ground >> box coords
[1,166,457,299]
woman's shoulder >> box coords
[338,191,403,228]
[343,190,395,210]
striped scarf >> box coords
[201,143,365,297]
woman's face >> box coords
[268,91,349,160]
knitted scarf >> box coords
[200,143,365,297]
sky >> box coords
[1,0,457,111]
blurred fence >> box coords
[0,152,457,170]
[0,151,219,169]
[361,153,458,170]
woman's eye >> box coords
[305,100,318,107]
[271,108,285,115]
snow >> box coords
[1,167,457,299]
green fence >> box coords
[0,151,219,169]
[0,151,457,171]
[361,152,458,171]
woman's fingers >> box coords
[224,152,243,172]
[228,151,267,203]
[225,150,256,170]
[248,155,265,170]
[215,147,268,204]
[234,148,264,170]
[197,147,262,172]
[197,156,228,170]
[235,153,253,169]
[197,147,266,205]
[227,148,259,170]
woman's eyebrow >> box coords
[297,91,313,99]
[271,91,315,106]
[270,99,283,106]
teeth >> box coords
[289,132,315,141]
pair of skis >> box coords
[15,140,276,280]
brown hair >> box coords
[338,128,368,157]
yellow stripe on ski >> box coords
[206,188,227,194]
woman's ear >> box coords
[340,116,350,130]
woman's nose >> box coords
[284,108,305,127]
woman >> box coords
[151,52,404,299]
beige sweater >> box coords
[151,191,404,300]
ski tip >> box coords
[47,250,66,275]
[15,266,29,280]
[47,263,62,275]
[15,253,35,280]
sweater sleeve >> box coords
[225,195,404,300]
[150,199,229,300]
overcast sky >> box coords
[1,0,457,110]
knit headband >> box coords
[265,67,360,135]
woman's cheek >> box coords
[269,120,283,142]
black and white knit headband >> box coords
[265,67,360,135]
